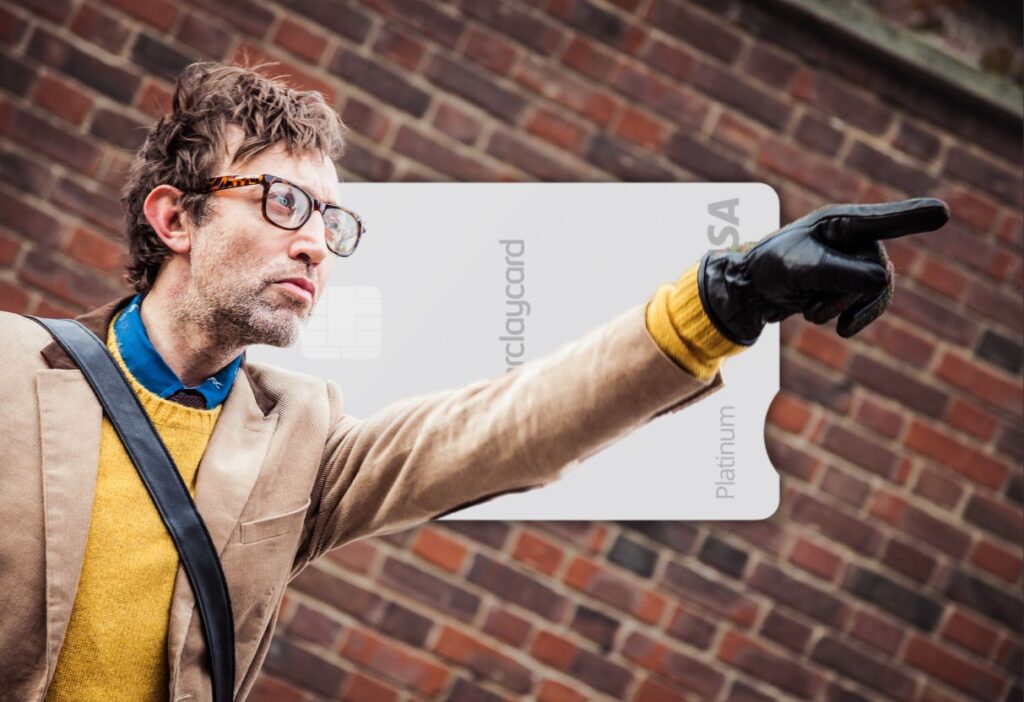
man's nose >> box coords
[289,210,330,265]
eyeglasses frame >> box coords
[202,173,365,257]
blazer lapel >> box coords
[36,369,103,683]
[165,368,278,691]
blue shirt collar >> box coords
[114,293,242,409]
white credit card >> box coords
[249,183,781,520]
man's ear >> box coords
[143,184,192,254]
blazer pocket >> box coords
[240,498,311,544]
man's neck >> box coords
[139,284,245,388]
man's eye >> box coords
[269,191,295,210]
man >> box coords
[0,61,948,701]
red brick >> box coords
[273,17,328,64]
[906,419,1009,489]
[945,398,997,440]
[0,230,19,265]
[856,317,935,367]
[433,625,534,694]
[916,255,968,300]
[530,630,576,670]
[788,490,882,556]
[340,96,390,142]
[855,397,904,440]
[561,34,614,80]
[941,609,999,656]
[613,62,709,129]
[911,466,962,509]
[0,101,101,176]
[463,25,517,75]
[966,275,1021,330]
[849,609,905,655]
[412,527,467,572]
[903,634,1003,700]
[634,676,688,702]
[431,102,481,145]
[134,79,172,118]
[483,606,532,647]
[372,22,427,72]
[944,184,1000,232]
[937,351,1023,415]
[175,11,233,59]
[30,296,79,317]
[643,38,697,82]
[394,125,501,181]
[325,539,377,574]
[64,226,124,275]
[820,465,870,508]
[615,106,667,150]
[286,603,342,648]
[525,106,589,152]
[104,0,177,31]
[718,630,823,699]
[996,209,1022,247]
[19,251,121,308]
[789,537,841,580]
[0,5,25,44]
[341,628,449,697]
[515,56,619,127]
[564,555,663,623]
[796,324,848,369]
[340,671,399,702]
[712,111,768,157]
[232,43,336,103]
[513,529,564,576]
[70,2,130,54]
[758,138,865,202]
[537,679,589,702]
[0,278,30,313]
[767,390,812,433]
[868,490,972,558]
[970,538,1023,583]
[624,631,725,698]
[247,674,305,702]
[882,536,936,584]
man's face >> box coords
[179,129,340,349]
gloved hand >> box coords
[697,198,950,346]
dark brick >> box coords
[20,0,73,23]
[966,276,1022,333]
[27,28,140,103]
[71,3,131,54]
[19,251,121,307]
[944,570,1023,627]
[612,63,709,127]
[1004,469,1023,505]
[666,606,716,648]
[821,424,900,480]
[826,682,872,702]
[665,132,750,181]
[749,562,848,627]
[697,534,748,579]
[847,354,947,418]
[556,0,642,53]
[381,556,481,622]
[944,145,1023,208]
[788,492,882,556]
[570,605,618,650]
[846,141,940,196]
[376,601,432,647]
[810,636,915,702]
[894,119,941,162]
[378,0,464,48]
[820,466,870,507]
[286,603,343,648]
[760,610,812,652]
[720,520,788,557]
[437,521,509,550]
[0,190,62,246]
[744,43,800,87]
[624,631,725,697]
[426,54,526,123]
[764,435,819,481]
[976,329,1023,374]
[0,103,101,176]
[794,113,843,156]
[796,71,894,135]
[889,285,977,347]
[338,141,394,182]
[0,148,55,196]
[278,0,371,43]
[844,566,941,630]
[643,38,697,82]
[691,61,790,129]
[462,0,562,54]
[393,125,498,181]
[0,7,26,45]
[467,554,568,621]
[607,534,657,577]
[569,646,633,698]
[719,630,823,698]
[646,0,743,64]
[190,0,275,38]
[89,108,148,151]
[728,680,775,702]
[585,133,673,181]
[131,33,194,82]
[263,638,346,698]
[964,493,1023,543]
[662,561,759,627]
[486,130,582,181]
[51,177,122,231]
[176,12,232,59]
[882,538,936,584]
[619,521,697,554]
[780,357,854,413]
[929,219,1014,281]
[330,49,430,117]
[0,49,37,96]
[448,677,502,702]
[292,566,385,621]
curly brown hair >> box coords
[121,61,348,292]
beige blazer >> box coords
[0,293,723,701]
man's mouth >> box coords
[273,277,315,303]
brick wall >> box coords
[1,1,1021,701]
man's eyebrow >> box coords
[292,177,338,206]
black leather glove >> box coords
[697,198,950,346]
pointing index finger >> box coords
[810,197,950,252]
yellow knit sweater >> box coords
[45,312,222,702]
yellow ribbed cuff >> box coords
[645,261,747,381]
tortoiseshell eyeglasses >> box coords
[203,174,364,257]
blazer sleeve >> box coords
[299,297,725,563]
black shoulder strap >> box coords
[27,316,235,702]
